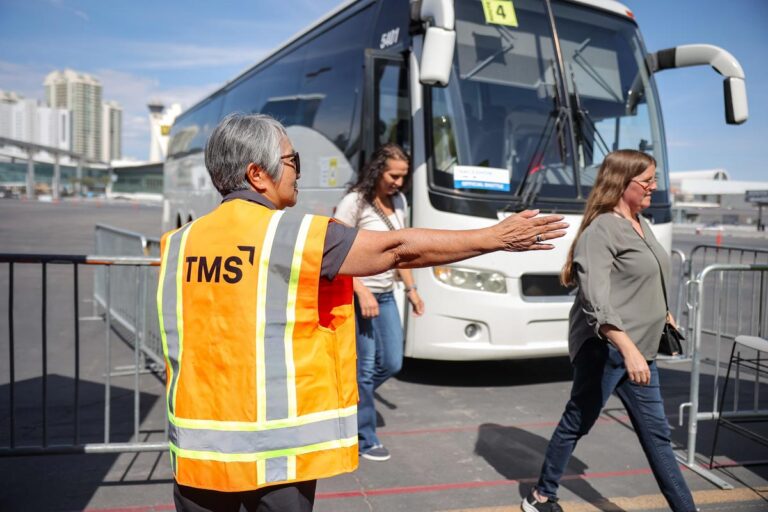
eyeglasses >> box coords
[281,151,300,178]
[631,175,658,190]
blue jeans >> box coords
[536,338,696,512]
[355,291,403,451]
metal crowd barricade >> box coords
[668,245,767,359]
[677,262,768,489]
[94,224,163,366]
[670,249,688,340]
[0,253,168,456]
[688,245,768,338]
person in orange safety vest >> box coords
[157,113,569,512]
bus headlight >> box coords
[433,267,507,294]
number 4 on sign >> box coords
[482,0,519,27]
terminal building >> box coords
[671,169,767,227]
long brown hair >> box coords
[560,150,657,286]
[349,143,411,204]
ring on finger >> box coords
[535,234,543,243]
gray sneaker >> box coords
[360,443,391,461]
[521,490,563,512]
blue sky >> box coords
[0,0,765,181]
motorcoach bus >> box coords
[163,0,748,360]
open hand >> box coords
[495,210,568,251]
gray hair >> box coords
[204,113,288,196]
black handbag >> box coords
[659,321,685,356]
[655,258,685,356]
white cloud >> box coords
[96,68,222,160]
[49,0,89,22]
[122,41,265,70]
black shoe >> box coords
[360,443,391,461]
[521,490,563,512]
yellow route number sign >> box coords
[481,0,519,27]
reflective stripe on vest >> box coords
[158,210,357,487]
[168,408,357,457]
[157,221,195,417]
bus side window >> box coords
[167,94,224,158]
[222,49,306,125]
[299,8,372,155]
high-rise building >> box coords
[102,100,122,162]
[44,69,103,161]
[37,104,71,150]
[0,91,24,139]
[0,90,70,151]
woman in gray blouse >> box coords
[521,150,696,512]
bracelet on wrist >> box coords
[404,285,418,293]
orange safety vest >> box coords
[157,199,358,492]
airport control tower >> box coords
[147,101,182,162]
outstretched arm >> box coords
[338,210,568,277]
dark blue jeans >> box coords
[536,338,696,512]
[355,291,403,451]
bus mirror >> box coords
[724,77,748,125]
[412,0,455,30]
[420,26,455,87]
[649,44,748,125]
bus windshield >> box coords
[429,0,667,209]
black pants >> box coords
[173,480,317,512]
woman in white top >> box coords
[335,143,424,462]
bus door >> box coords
[363,51,411,166]
[363,50,413,325]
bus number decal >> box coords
[380,28,400,49]
[482,0,519,27]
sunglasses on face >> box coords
[280,151,300,178]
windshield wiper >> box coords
[572,38,622,103]
[462,26,517,81]
[569,66,612,161]
[507,57,571,212]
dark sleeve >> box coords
[321,220,358,281]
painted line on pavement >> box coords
[438,487,767,511]
[84,470,761,510]
[315,467,654,499]
[84,505,175,512]
[81,467,666,509]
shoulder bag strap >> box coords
[370,200,398,231]
[636,225,670,314]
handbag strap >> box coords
[634,219,670,314]
[370,199,399,231]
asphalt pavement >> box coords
[0,199,766,512]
